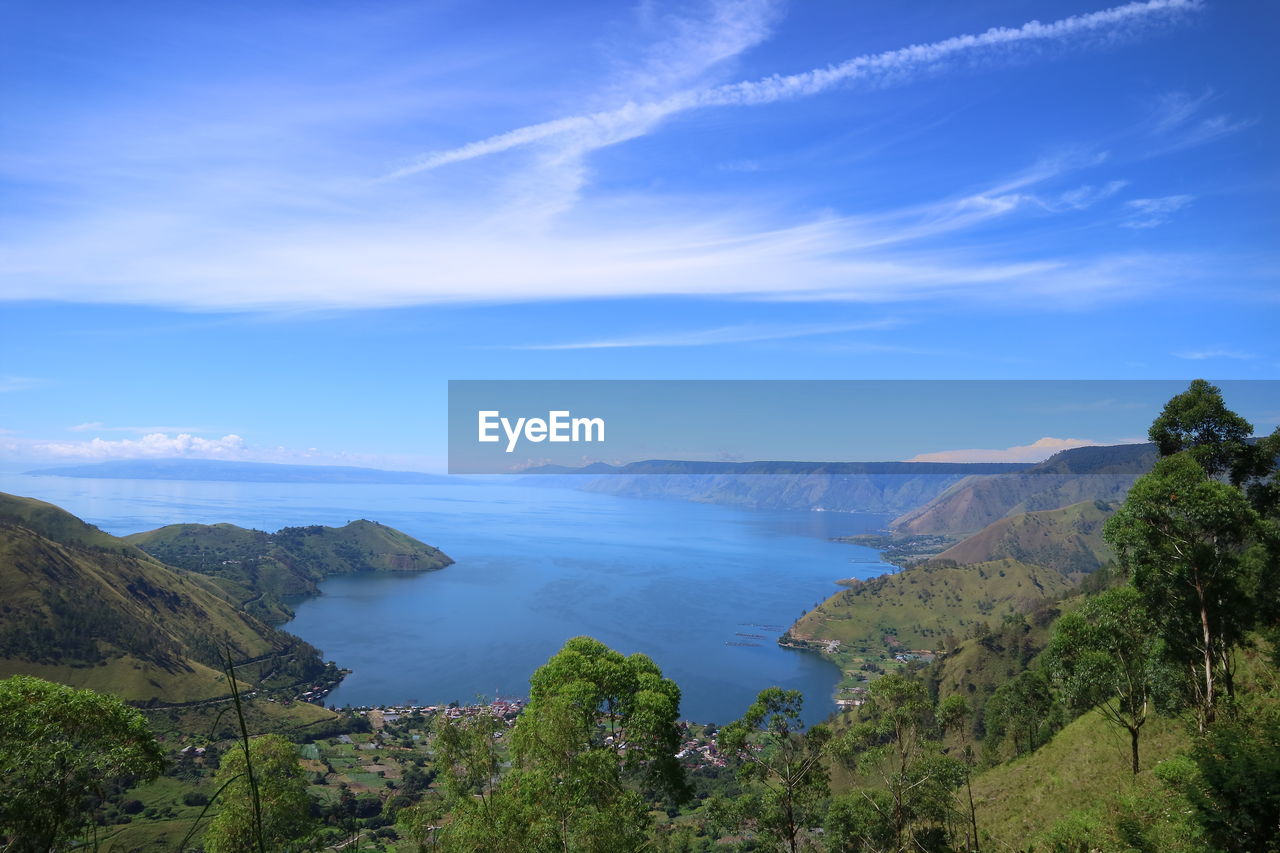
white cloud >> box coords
[605,0,782,101]
[68,422,211,434]
[510,319,901,349]
[1053,180,1129,211]
[1174,347,1255,360]
[0,376,42,393]
[23,431,447,471]
[1122,195,1192,228]
[906,436,1100,463]
[392,0,1199,178]
[0,0,1206,312]
[1147,89,1255,153]
[33,433,249,460]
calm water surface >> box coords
[0,472,893,725]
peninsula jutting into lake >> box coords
[4,0,1276,847]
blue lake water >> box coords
[0,472,893,725]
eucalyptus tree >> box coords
[204,734,316,853]
[1045,586,1171,773]
[719,687,831,853]
[0,676,165,852]
[1105,380,1277,729]
[835,673,965,853]
[439,636,688,853]
[983,668,1058,757]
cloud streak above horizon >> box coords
[390,0,1201,178]
[506,319,901,349]
[906,436,1102,463]
[0,0,1243,313]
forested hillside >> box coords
[2,381,1277,852]
[126,519,452,623]
[0,493,328,703]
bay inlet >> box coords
[1,472,894,725]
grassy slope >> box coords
[786,558,1073,664]
[0,492,154,558]
[969,640,1275,851]
[971,710,1191,852]
[892,443,1155,537]
[0,492,325,703]
[928,500,1115,578]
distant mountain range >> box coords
[890,443,1157,537]
[25,458,458,485]
[522,460,1032,476]
[522,459,1033,515]
[521,447,1156,519]
[925,499,1116,578]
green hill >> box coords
[921,596,1081,740]
[0,492,327,704]
[124,519,452,623]
[0,492,154,559]
[891,443,1155,537]
[927,499,1116,578]
[970,707,1194,851]
[783,558,1073,673]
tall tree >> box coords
[439,636,687,853]
[720,687,831,853]
[836,673,964,853]
[983,668,1059,757]
[204,734,316,853]
[1045,586,1170,773]
[0,676,165,852]
[937,694,980,852]
[1106,452,1270,728]
[1148,378,1256,483]
[1106,380,1278,729]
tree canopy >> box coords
[204,734,315,853]
[0,675,165,852]
[438,636,688,852]
[1107,397,1276,728]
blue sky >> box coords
[1,0,1276,470]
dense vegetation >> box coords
[0,493,330,704]
[124,520,452,624]
[1,381,1276,852]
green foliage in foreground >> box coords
[204,734,315,853]
[1045,585,1175,774]
[4,379,1280,853]
[429,636,688,853]
[0,675,165,852]
[721,688,831,853]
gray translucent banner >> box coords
[447,379,1278,475]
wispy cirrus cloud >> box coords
[1174,347,1256,360]
[1147,89,1255,154]
[0,376,42,393]
[68,422,212,434]
[1122,194,1193,228]
[391,0,1200,179]
[508,319,900,350]
[0,0,1211,312]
